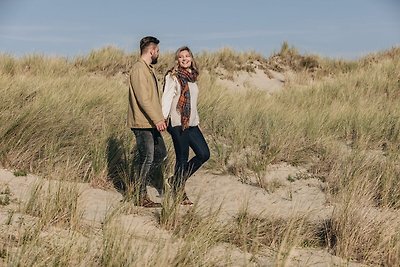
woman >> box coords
[162,46,210,205]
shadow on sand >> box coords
[106,135,134,195]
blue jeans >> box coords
[132,128,167,196]
[167,125,210,190]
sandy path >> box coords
[0,167,365,266]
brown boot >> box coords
[137,195,162,208]
[180,192,193,206]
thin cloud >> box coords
[0,25,54,32]
[0,34,83,43]
[0,24,93,34]
[0,24,94,44]
[163,29,312,42]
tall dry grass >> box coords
[0,45,399,265]
[0,59,128,181]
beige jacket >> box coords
[127,58,164,128]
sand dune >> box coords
[0,166,365,266]
[216,68,285,93]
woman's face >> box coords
[177,50,192,69]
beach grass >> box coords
[0,44,399,266]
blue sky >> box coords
[0,0,399,59]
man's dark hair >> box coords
[140,36,159,55]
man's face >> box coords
[150,45,159,64]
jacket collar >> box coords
[139,58,154,71]
[139,58,158,88]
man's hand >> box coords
[156,120,167,132]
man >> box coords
[127,36,167,208]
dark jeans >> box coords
[132,128,167,196]
[167,125,210,191]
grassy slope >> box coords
[0,45,399,265]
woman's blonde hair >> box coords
[168,46,199,74]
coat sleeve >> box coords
[162,74,177,119]
[130,67,164,125]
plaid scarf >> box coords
[176,67,198,130]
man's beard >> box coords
[151,55,158,64]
